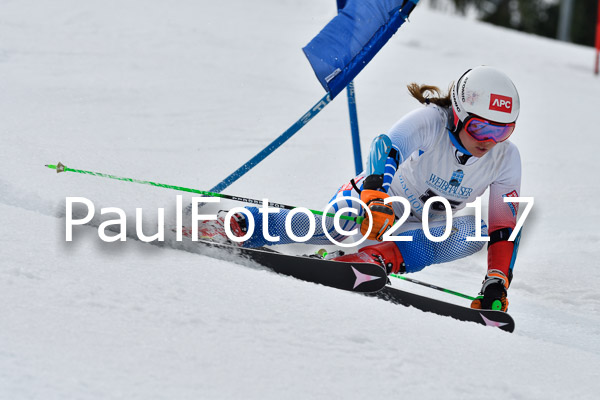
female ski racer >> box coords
[197,66,522,312]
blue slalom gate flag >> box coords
[208,0,419,194]
[303,0,419,99]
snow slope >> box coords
[1,1,599,398]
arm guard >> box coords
[364,134,400,193]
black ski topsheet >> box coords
[367,286,515,332]
[192,239,387,293]
[182,237,513,331]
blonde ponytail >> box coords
[407,83,453,108]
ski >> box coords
[177,232,513,330]
[190,239,388,293]
[367,285,515,332]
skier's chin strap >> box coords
[448,128,472,156]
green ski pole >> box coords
[45,162,365,225]
[391,275,503,310]
[390,273,476,301]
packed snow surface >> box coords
[1,1,599,398]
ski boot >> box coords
[182,210,247,246]
[470,269,510,312]
[331,241,405,275]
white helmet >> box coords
[451,66,520,126]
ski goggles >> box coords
[464,115,515,143]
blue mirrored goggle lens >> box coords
[465,119,515,143]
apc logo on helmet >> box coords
[489,94,512,113]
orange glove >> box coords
[360,189,395,241]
